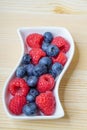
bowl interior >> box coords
[3,27,74,119]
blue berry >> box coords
[26,94,35,102]
[46,44,60,57]
[29,88,39,98]
[23,104,31,115]
[27,76,38,87]
[16,66,26,78]
[26,64,34,76]
[22,54,31,64]
[44,32,53,43]
[23,76,28,82]
[42,42,50,52]
[49,69,56,78]
[30,103,37,111]
[52,62,63,72]
[23,103,37,115]
[49,62,63,78]
[33,64,47,77]
[39,57,52,68]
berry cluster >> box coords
[8,32,70,116]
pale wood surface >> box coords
[0,12,87,130]
[0,1,87,129]
[1,0,87,14]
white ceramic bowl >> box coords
[3,27,75,120]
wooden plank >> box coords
[0,13,87,130]
[0,0,87,14]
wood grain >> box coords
[0,0,87,14]
[0,12,87,130]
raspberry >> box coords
[9,78,30,96]
[52,52,67,66]
[52,36,70,53]
[36,91,55,115]
[29,48,46,65]
[37,74,55,93]
[26,33,43,48]
[9,95,26,115]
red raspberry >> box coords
[36,91,55,115]
[9,78,30,96]
[52,36,70,53]
[29,48,46,65]
[52,52,67,66]
[37,74,55,93]
[9,95,26,115]
[26,33,43,48]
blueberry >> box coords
[23,76,28,82]
[26,94,35,102]
[22,54,31,64]
[29,88,39,98]
[23,104,31,115]
[49,62,63,78]
[33,64,47,77]
[29,103,37,111]
[23,103,37,115]
[46,44,60,57]
[26,64,34,76]
[27,76,38,87]
[42,42,50,52]
[16,66,26,78]
[44,32,53,43]
[49,69,56,78]
[52,62,63,71]
[23,64,28,70]
[39,57,52,68]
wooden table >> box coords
[0,1,87,130]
